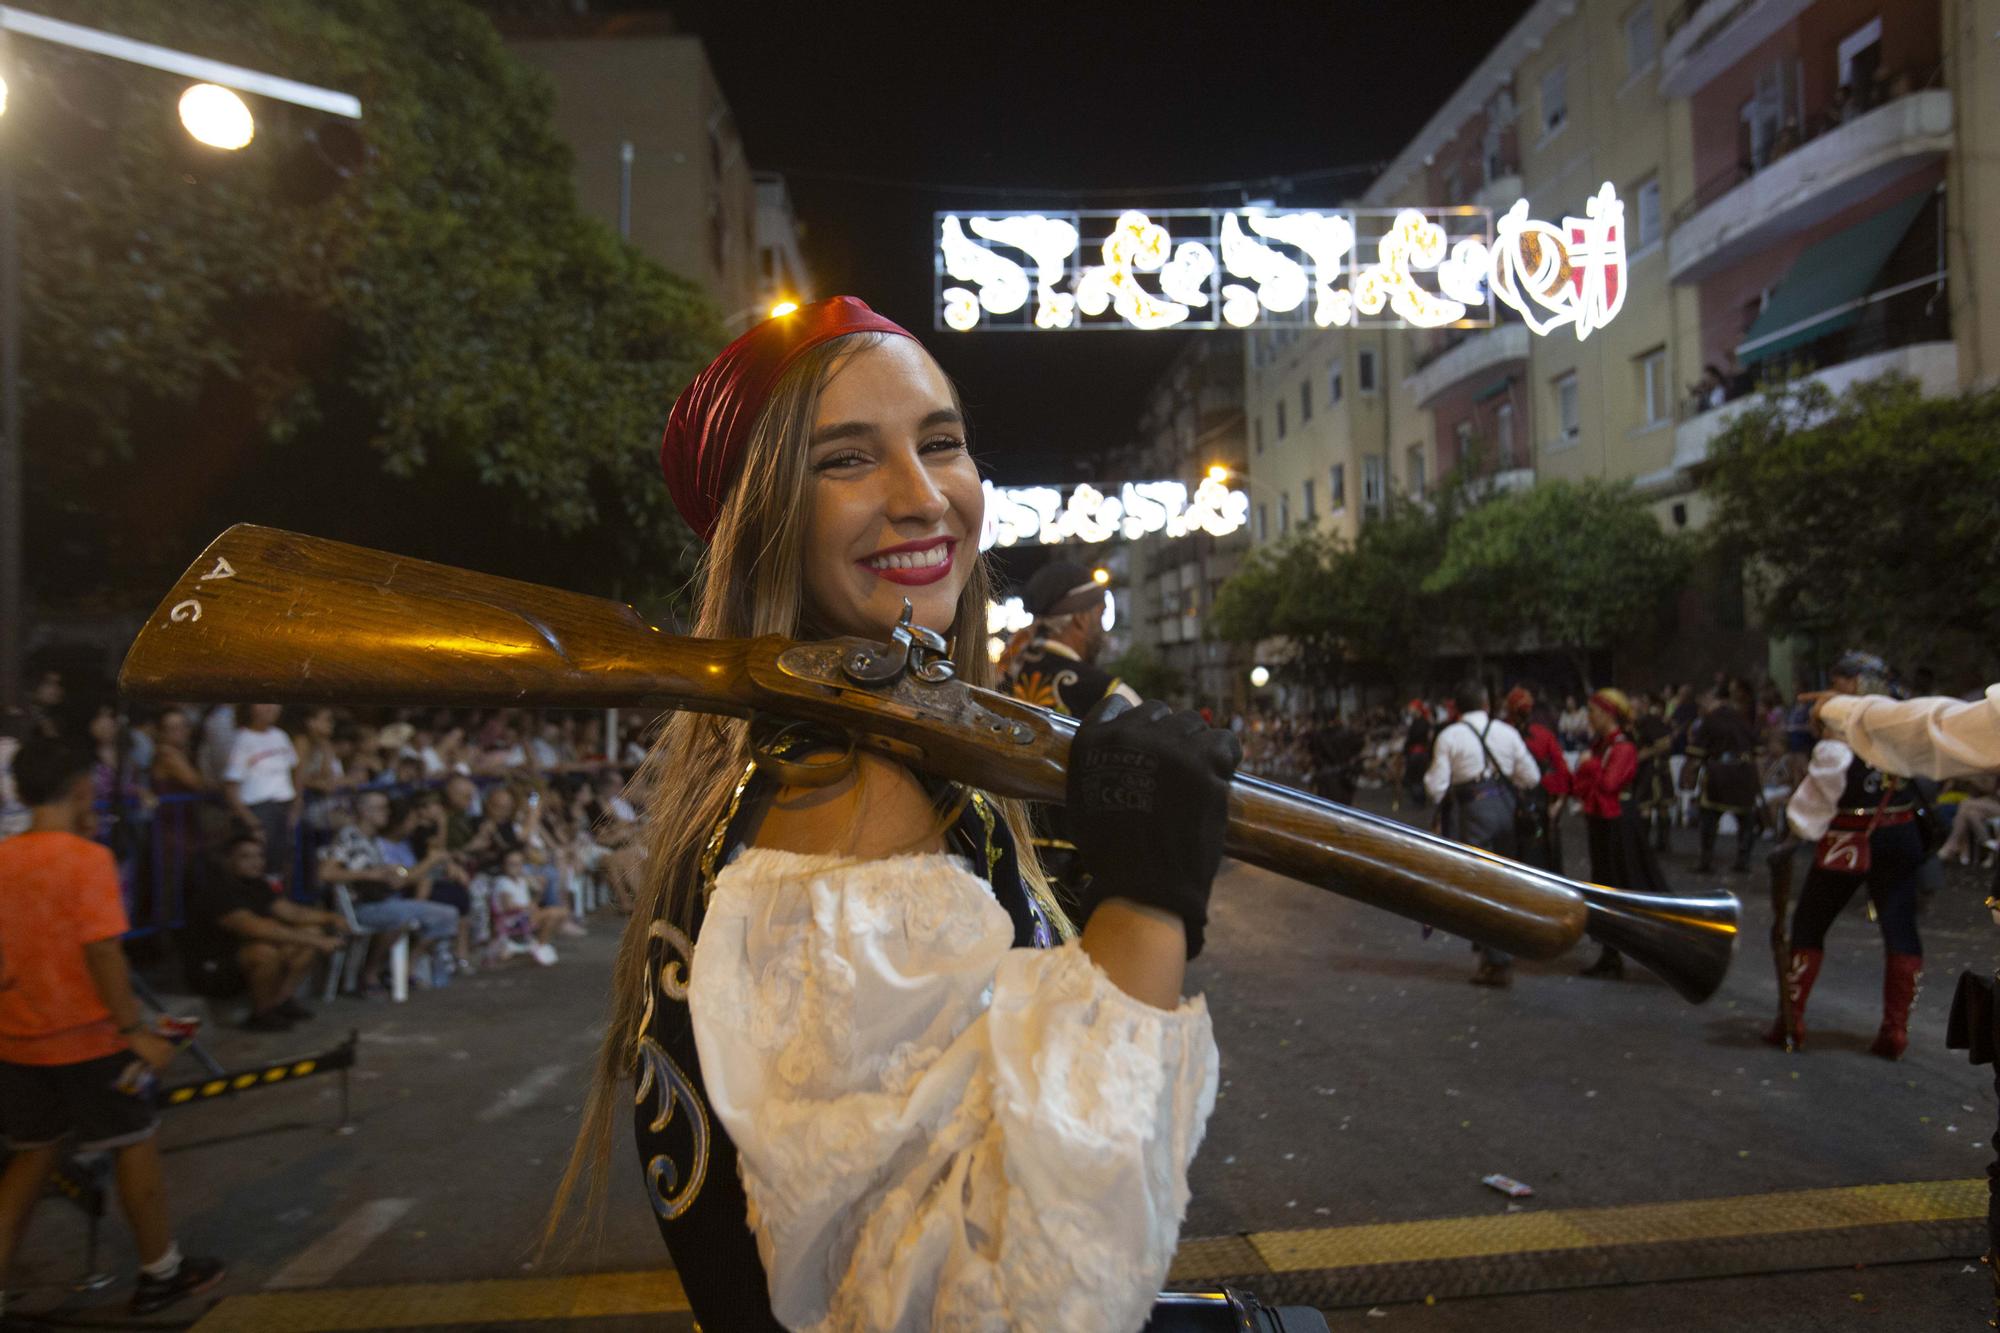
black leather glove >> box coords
[1066,695,1242,959]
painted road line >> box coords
[192,1269,688,1332]
[477,1063,568,1123]
[264,1198,417,1291]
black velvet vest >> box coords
[630,764,1053,1331]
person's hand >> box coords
[311,930,345,955]
[128,1031,177,1071]
[1067,697,1240,959]
[1797,690,1836,735]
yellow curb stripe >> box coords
[191,1180,1985,1330]
[1241,1178,1985,1273]
[191,1268,688,1332]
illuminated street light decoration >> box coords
[934,183,1627,339]
[978,475,1249,551]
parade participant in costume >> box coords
[1002,559,1138,718]
[552,298,1242,1333]
[1397,700,1433,813]
[1684,680,1763,875]
[1503,687,1571,876]
[1774,652,1926,1059]
[1001,561,1142,896]
[1807,683,2000,782]
[1571,688,1673,980]
[1308,713,1365,807]
[1631,693,1676,853]
[1424,681,1540,988]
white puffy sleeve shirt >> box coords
[687,847,1219,1333]
[1785,739,1854,843]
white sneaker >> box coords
[531,943,559,966]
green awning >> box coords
[1737,191,1931,367]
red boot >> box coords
[1869,953,1922,1060]
[1763,947,1824,1050]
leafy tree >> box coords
[1210,493,1455,699]
[1700,373,2000,680]
[1425,478,1686,688]
[1104,645,1186,703]
[21,0,721,610]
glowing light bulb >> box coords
[179,83,254,150]
[768,300,799,318]
[1091,567,1110,586]
[1207,464,1229,483]
[1250,665,1271,688]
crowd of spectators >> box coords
[0,669,655,1033]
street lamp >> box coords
[0,6,361,711]
[177,82,254,150]
[1250,665,1272,689]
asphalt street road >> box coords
[9,785,1995,1328]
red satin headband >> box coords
[1589,688,1632,722]
[659,296,918,543]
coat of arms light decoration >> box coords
[934,182,1626,340]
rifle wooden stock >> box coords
[119,525,1738,1002]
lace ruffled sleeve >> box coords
[687,847,1218,1333]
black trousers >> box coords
[1790,821,1924,956]
[1698,805,1756,869]
[1444,786,1516,967]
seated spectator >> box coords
[316,791,462,990]
[1941,776,2000,867]
[394,791,478,969]
[488,850,565,965]
[184,834,346,1031]
[590,770,646,912]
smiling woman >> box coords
[803,339,981,639]
[551,297,1243,1332]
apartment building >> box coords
[504,14,808,327]
[1664,0,1972,487]
[1244,0,1994,677]
[1103,337,1256,710]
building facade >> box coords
[505,16,808,327]
[1244,0,1995,683]
[1103,336,1255,711]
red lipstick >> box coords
[858,536,955,587]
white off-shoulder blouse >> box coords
[687,846,1219,1332]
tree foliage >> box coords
[1425,479,1688,687]
[1213,471,1687,695]
[1699,373,2000,679]
[1211,493,1455,696]
[23,0,721,608]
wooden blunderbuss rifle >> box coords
[119,525,1741,1003]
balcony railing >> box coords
[1671,71,1944,229]
[1679,299,1950,423]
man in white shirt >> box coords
[223,705,301,891]
[1424,681,1542,987]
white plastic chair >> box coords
[321,883,410,1004]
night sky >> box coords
[664,0,1535,485]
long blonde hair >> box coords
[548,332,1068,1248]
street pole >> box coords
[0,29,21,713]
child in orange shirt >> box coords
[0,739,224,1316]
